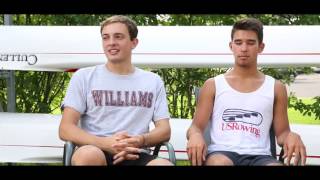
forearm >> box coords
[60,123,95,145]
[141,122,170,148]
[59,123,113,152]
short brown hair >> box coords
[100,15,138,40]
[231,18,263,44]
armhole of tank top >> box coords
[214,74,227,93]
[270,75,276,100]
[262,75,276,105]
[213,74,224,100]
[265,75,275,91]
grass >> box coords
[176,160,191,166]
[288,108,320,125]
[288,98,320,125]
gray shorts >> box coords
[207,151,282,166]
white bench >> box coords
[1,112,319,165]
[0,112,64,164]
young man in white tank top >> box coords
[186,18,306,166]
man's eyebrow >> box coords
[102,32,124,36]
[233,39,257,42]
[114,33,124,36]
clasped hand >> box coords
[111,131,145,164]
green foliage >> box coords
[15,71,70,113]
[0,15,3,24]
[130,14,160,25]
[261,67,314,85]
[289,95,320,120]
[261,68,296,85]
[288,108,320,125]
[12,14,110,26]
[0,78,6,110]
[154,68,227,118]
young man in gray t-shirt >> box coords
[59,15,172,166]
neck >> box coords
[106,61,135,75]
[230,65,260,78]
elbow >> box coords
[58,123,68,141]
[164,126,171,142]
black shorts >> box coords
[207,151,282,166]
[104,151,157,166]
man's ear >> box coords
[259,42,265,53]
[229,41,232,50]
[132,38,139,49]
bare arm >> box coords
[273,80,306,165]
[186,78,215,166]
[273,80,290,145]
[59,107,120,154]
[141,118,171,147]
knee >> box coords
[147,158,174,166]
[205,154,234,166]
[72,145,107,166]
[266,162,283,166]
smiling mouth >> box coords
[108,49,119,55]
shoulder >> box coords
[69,65,100,84]
[201,77,216,96]
[137,68,163,82]
[203,77,215,87]
[73,65,98,77]
[274,79,286,90]
[203,74,223,88]
[273,79,287,98]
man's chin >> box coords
[236,62,250,67]
[108,58,123,63]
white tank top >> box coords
[207,74,275,155]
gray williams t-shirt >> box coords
[63,64,170,137]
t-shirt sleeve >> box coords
[153,76,170,121]
[61,71,87,114]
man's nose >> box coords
[240,44,248,51]
[108,37,116,45]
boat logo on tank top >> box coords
[222,108,263,125]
